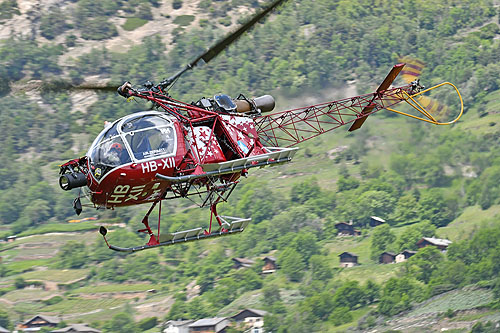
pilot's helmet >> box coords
[110,142,123,153]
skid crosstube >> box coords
[107,216,250,253]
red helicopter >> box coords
[58,0,463,252]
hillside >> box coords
[1,0,500,332]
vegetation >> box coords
[173,15,195,27]
[0,0,500,331]
[0,0,19,21]
[123,18,148,31]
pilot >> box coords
[106,142,127,165]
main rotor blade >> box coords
[190,0,287,67]
[13,80,121,94]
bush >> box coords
[65,35,77,47]
[173,15,195,26]
[172,0,183,10]
[219,16,232,26]
[42,296,63,305]
[0,0,19,20]
[14,277,26,289]
[138,317,157,331]
[329,307,352,326]
[122,18,148,31]
[40,8,69,39]
[80,17,118,40]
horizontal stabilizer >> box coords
[348,64,405,131]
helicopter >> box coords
[58,0,463,253]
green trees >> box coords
[0,309,9,331]
[0,0,19,20]
[56,241,88,269]
[40,8,70,40]
[73,0,119,40]
[395,221,436,252]
[370,224,396,261]
[406,246,443,284]
[378,277,425,316]
[278,248,306,282]
[102,312,138,333]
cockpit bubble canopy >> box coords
[88,112,177,178]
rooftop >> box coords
[419,237,452,247]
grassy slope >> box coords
[2,111,500,327]
[438,204,500,241]
[1,204,499,328]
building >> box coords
[339,252,358,267]
[230,309,267,333]
[51,324,101,333]
[416,237,452,251]
[369,216,386,227]
[0,325,9,333]
[334,222,361,236]
[262,256,277,274]
[395,250,417,263]
[163,320,195,333]
[232,258,255,269]
[19,315,60,331]
[379,252,396,264]
[188,317,229,333]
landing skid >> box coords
[99,216,250,253]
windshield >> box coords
[89,136,132,180]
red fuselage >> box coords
[85,110,266,208]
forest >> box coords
[1,0,500,332]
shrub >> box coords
[80,17,118,40]
[138,317,157,331]
[172,0,183,10]
[0,0,19,20]
[42,296,63,305]
[122,18,148,31]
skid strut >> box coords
[99,200,250,253]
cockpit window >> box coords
[122,116,175,160]
[102,121,119,140]
[88,113,177,180]
[89,136,132,179]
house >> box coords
[416,237,452,251]
[19,315,60,330]
[0,325,9,333]
[6,235,16,243]
[379,252,396,264]
[188,317,229,333]
[51,324,101,333]
[230,309,267,333]
[163,320,195,333]
[262,256,277,274]
[395,250,417,263]
[334,222,361,236]
[232,258,255,269]
[339,252,358,267]
[369,216,386,227]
